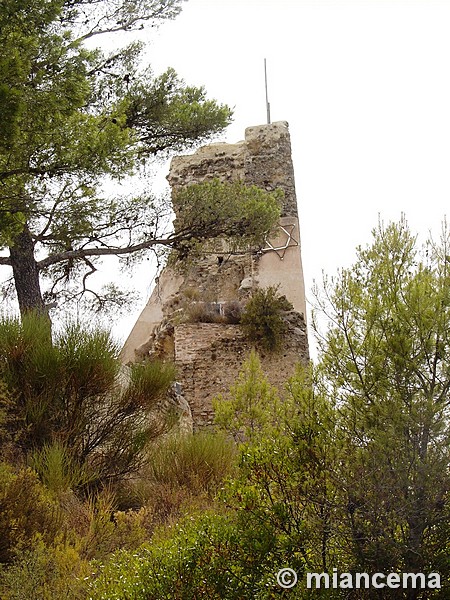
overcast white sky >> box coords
[114,0,450,346]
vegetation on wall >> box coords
[240,285,293,351]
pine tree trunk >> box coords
[9,225,47,317]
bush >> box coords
[126,360,176,408]
[0,380,17,461]
[134,432,237,527]
[0,537,90,600]
[0,463,61,564]
[172,179,282,258]
[76,487,150,560]
[145,432,236,491]
[240,286,293,351]
[213,350,281,442]
[184,300,243,325]
[0,314,176,490]
[185,302,225,324]
[29,442,93,497]
[87,511,308,600]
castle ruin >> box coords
[121,121,309,429]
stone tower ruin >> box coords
[121,121,309,429]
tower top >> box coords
[168,121,298,218]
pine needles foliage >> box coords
[0,313,176,489]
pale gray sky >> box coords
[116,0,450,346]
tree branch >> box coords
[36,191,70,241]
[37,236,174,269]
[0,165,72,181]
[73,2,182,44]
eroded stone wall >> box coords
[121,122,309,430]
[174,319,308,429]
[169,122,299,218]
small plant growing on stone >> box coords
[184,300,243,325]
[222,300,242,324]
[184,302,224,324]
[181,287,201,301]
[240,286,293,351]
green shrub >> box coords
[184,300,243,325]
[0,380,17,460]
[127,359,176,408]
[240,286,293,351]
[29,442,93,497]
[213,350,281,442]
[145,432,237,491]
[87,510,307,600]
[184,301,225,324]
[78,487,150,560]
[133,432,237,528]
[0,314,176,490]
[0,537,90,600]
[0,463,61,564]
[172,179,282,258]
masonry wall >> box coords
[174,320,308,428]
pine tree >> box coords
[0,0,251,318]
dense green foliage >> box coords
[240,286,293,351]
[313,218,450,586]
[213,349,282,441]
[87,510,297,600]
[172,179,281,258]
[133,432,237,528]
[143,432,236,492]
[0,537,90,600]
[2,218,450,599]
[0,462,61,564]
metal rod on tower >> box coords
[264,58,271,124]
